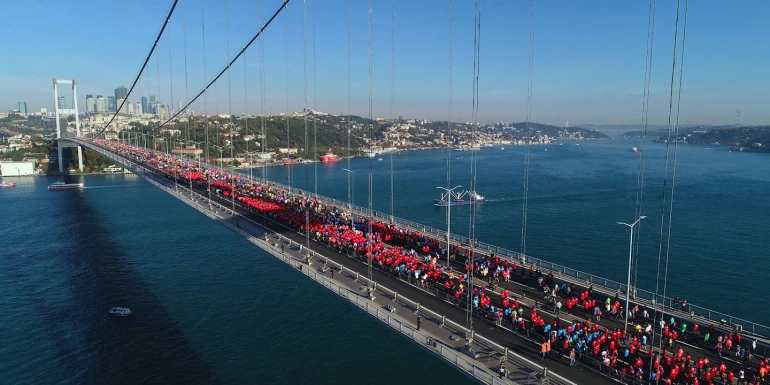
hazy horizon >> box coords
[2,0,768,126]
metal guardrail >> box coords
[74,138,770,341]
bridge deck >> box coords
[77,139,766,385]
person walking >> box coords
[498,361,506,379]
[569,348,576,367]
[417,315,422,331]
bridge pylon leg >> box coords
[57,140,64,174]
[77,146,84,172]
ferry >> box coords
[103,165,123,173]
[47,182,84,191]
[283,159,299,166]
[434,190,485,206]
[320,149,341,163]
[109,307,132,317]
[0,181,16,187]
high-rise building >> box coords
[141,96,148,114]
[107,96,116,112]
[149,95,156,104]
[158,104,170,120]
[95,96,106,113]
[114,86,128,103]
[17,102,27,114]
[57,96,66,109]
[85,94,96,113]
[117,98,126,114]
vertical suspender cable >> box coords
[653,0,684,354]
[313,0,318,196]
[521,0,537,261]
[303,0,309,191]
[303,0,310,250]
[633,0,657,300]
[390,0,396,223]
[285,7,291,188]
[168,24,175,125]
[367,0,374,282]
[168,11,177,189]
[182,0,194,198]
[225,0,235,212]
[201,0,211,205]
[182,0,190,143]
[244,50,250,179]
[445,0,454,259]
[347,0,352,219]
[467,0,482,331]
[259,0,267,183]
[661,0,688,336]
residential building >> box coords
[85,94,96,113]
[95,96,106,113]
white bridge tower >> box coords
[53,78,84,173]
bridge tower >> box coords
[53,78,83,173]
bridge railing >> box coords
[77,138,770,341]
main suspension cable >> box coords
[158,0,292,130]
[92,0,180,138]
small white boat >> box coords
[0,181,16,187]
[109,307,132,316]
[377,158,383,161]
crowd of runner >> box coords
[87,138,768,385]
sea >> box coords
[1,138,768,385]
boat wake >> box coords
[82,185,139,189]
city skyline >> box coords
[1,0,768,126]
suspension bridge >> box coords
[49,0,770,384]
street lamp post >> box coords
[437,185,462,267]
[617,215,646,333]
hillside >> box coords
[671,126,770,153]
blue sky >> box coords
[1,0,768,125]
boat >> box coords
[0,181,16,187]
[632,147,639,153]
[377,158,383,161]
[283,159,299,166]
[320,149,342,163]
[103,165,123,173]
[48,182,84,191]
[433,190,485,206]
[109,307,132,317]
